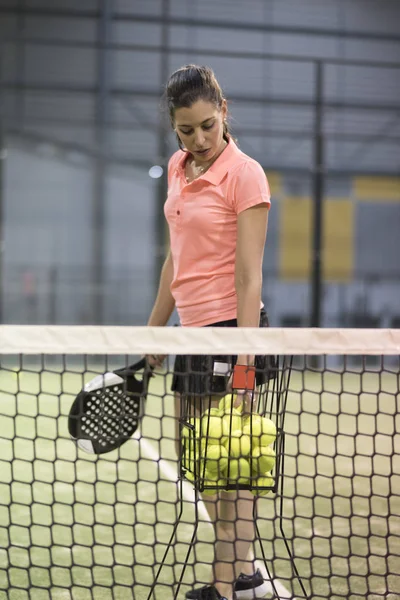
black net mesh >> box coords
[0,347,399,600]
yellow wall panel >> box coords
[279,196,311,280]
[265,171,282,195]
[323,199,354,282]
[280,197,354,282]
[354,176,400,202]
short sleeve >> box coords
[231,160,271,214]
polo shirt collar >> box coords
[176,138,241,186]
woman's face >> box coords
[174,99,227,163]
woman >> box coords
[147,65,271,600]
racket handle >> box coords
[114,358,154,377]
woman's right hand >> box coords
[146,354,167,368]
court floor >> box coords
[0,362,399,600]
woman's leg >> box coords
[174,392,257,593]
[211,490,255,599]
[174,392,182,461]
[200,494,256,577]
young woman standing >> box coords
[147,65,271,600]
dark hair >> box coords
[165,65,231,150]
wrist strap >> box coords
[232,364,256,390]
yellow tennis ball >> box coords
[202,489,217,497]
[201,414,223,444]
[183,448,198,474]
[260,417,277,446]
[251,475,274,496]
[215,479,228,491]
[250,418,277,450]
[183,436,200,461]
[242,414,263,437]
[203,444,228,476]
[218,478,235,493]
[202,464,219,480]
[181,417,200,440]
[218,394,243,415]
[198,467,221,495]
[201,481,219,496]
[251,446,276,475]
[218,394,233,415]
[222,434,251,458]
[203,407,222,418]
[184,470,195,483]
[226,458,251,485]
[222,414,242,437]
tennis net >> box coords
[0,326,399,600]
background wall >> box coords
[0,0,399,327]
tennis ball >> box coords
[201,414,223,444]
[222,413,242,438]
[226,458,251,485]
[203,407,222,418]
[198,466,221,495]
[260,417,277,446]
[217,477,234,493]
[184,470,195,483]
[242,414,263,437]
[250,417,277,450]
[218,394,243,415]
[183,448,198,473]
[201,480,219,496]
[222,434,251,458]
[183,435,200,461]
[202,488,217,497]
[202,444,228,477]
[201,464,219,480]
[215,479,228,491]
[250,475,274,496]
[181,417,200,440]
[251,446,276,475]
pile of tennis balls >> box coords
[181,393,276,496]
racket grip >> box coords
[114,357,149,376]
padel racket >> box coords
[68,358,153,455]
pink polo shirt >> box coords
[164,138,271,327]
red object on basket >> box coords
[232,364,256,390]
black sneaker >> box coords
[234,569,269,599]
[185,585,236,600]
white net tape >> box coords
[0,325,399,355]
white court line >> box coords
[135,433,297,600]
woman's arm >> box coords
[146,250,175,367]
[235,203,269,365]
[147,249,175,327]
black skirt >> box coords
[171,308,277,397]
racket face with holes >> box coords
[68,371,143,454]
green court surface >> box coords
[0,363,399,600]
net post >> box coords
[92,0,113,325]
[155,0,171,288]
[0,44,4,326]
[310,60,325,371]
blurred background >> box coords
[0,0,399,328]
